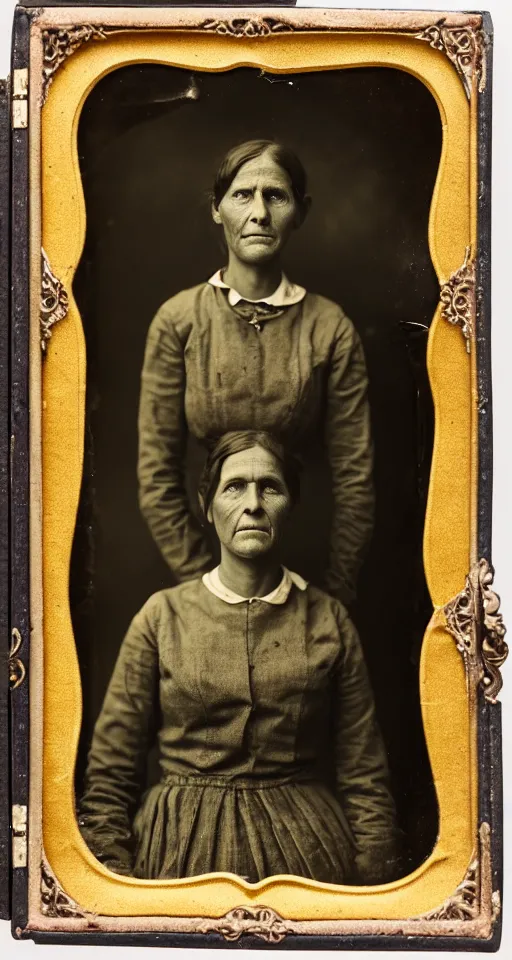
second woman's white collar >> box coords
[202,566,307,605]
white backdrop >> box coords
[0,2,510,958]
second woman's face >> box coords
[208,445,292,560]
[212,152,301,265]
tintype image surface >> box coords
[71,64,442,885]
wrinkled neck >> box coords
[218,549,282,599]
[223,255,282,302]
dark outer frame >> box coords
[475,12,503,954]
[10,3,30,938]
[0,78,11,923]
[6,2,502,951]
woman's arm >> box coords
[333,609,400,884]
[138,301,212,580]
[78,603,160,875]
[325,316,374,606]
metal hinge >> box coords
[12,804,27,868]
[12,68,28,129]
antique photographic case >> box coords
[0,1,506,951]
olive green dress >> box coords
[79,574,398,884]
[138,282,373,606]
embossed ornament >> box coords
[422,857,479,920]
[439,247,475,353]
[202,17,294,38]
[41,856,87,918]
[198,905,293,943]
[9,628,25,690]
[40,249,69,353]
[416,20,485,99]
[41,26,109,103]
[479,561,508,701]
[444,559,508,702]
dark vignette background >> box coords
[71,64,442,876]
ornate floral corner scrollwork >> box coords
[417,822,491,923]
[41,854,88,919]
[444,559,508,702]
[202,17,294,38]
[422,855,479,920]
[415,20,486,100]
[9,628,26,691]
[41,248,69,354]
[41,26,111,104]
[198,905,294,943]
[439,246,475,353]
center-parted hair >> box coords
[199,430,301,520]
[212,140,309,214]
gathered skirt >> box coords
[132,774,356,884]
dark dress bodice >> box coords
[138,283,373,603]
[79,580,398,884]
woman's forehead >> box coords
[219,446,284,482]
[229,154,291,189]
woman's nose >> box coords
[249,192,269,224]
[243,483,262,512]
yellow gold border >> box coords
[30,7,480,928]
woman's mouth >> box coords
[236,525,270,534]
[242,234,274,241]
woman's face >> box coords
[212,151,302,265]
[208,445,292,560]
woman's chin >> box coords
[231,531,273,558]
[238,247,280,266]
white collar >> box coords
[202,565,307,605]
[208,269,306,307]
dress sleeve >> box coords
[325,316,374,606]
[138,301,213,580]
[78,603,160,875]
[332,608,400,884]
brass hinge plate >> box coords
[12,68,28,129]
[12,804,27,868]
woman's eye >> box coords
[225,481,244,494]
[232,190,251,201]
[267,191,287,203]
[262,483,280,495]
